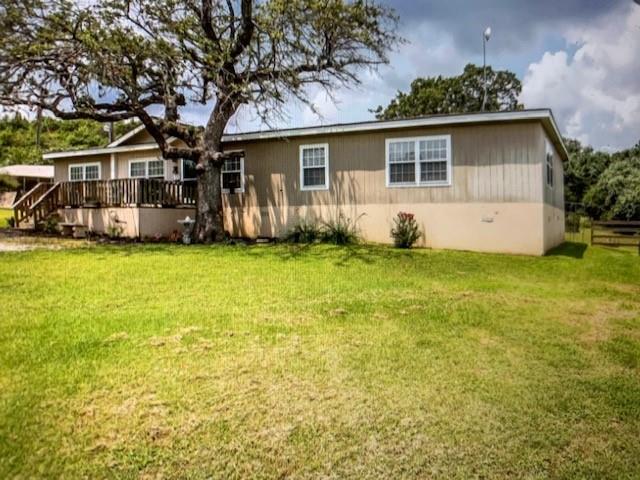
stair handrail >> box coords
[12,182,51,227]
[12,182,49,209]
[29,182,61,226]
[29,182,61,212]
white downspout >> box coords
[110,153,116,179]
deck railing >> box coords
[12,182,51,227]
[56,179,197,208]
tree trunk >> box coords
[194,159,225,243]
[193,95,236,243]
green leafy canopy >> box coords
[373,63,523,120]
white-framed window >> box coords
[300,143,329,191]
[545,144,554,188]
[385,135,452,187]
[181,159,198,182]
[129,158,165,179]
[221,154,244,193]
[68,162,101,182]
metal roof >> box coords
[43,109,569,160]
[0,164,54,178]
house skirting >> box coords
[57,207,195,239]
[58,202,565,255]
[224,202,564,256]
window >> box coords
[545,146,554,188]
[300,144,329,190]
[129,159,165,179]
[148,160,164,178]
[386,135,452,187]
[68,163,101,182]
[130,161,146,178]
[221,154,244,193]
[182,159,198,182]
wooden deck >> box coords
[56,179,197,208]
[13,179,197,228]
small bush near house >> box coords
[391,212,422,248]
[42,214,60,234]
[107,223,124,239]
[284,220,322,244]
[321,214,362,245]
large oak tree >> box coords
[0,0,400,242]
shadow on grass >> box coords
[252,242,415,266]
[547,242,588,259]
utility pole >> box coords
[35,106,42,148]
[103,122,114,143]
[482,27,492,112]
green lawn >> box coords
[0,209,12,228]
[1,242,639,478]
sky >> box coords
[205,0,640,151]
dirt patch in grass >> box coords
[562,301,640,345]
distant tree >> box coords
[583,156,640,221]
[0,174,19,191]
[0,0,400,243]
[0,116,138,166]
[373,64,523,120]
[562,138,611,205]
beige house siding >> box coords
[227,122,544,209]
[540,129,566,251]
[51,119,565,255]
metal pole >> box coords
[482,35,487,112]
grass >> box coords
[0,209,12,228]
[0,241,639,478]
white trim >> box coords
[128,158,166,179]
[108,124,147,147]
[299,143,329,191]
[44,136,178,160]
[46,143,161,160]
[385,135,452,188]
[221,155,245,194]
[545,141,554,189]
[110,153,116,180]
[222,110,568,159]
[68,162,102,182]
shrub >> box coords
[391,212,421,248]
[284,220,321,244]
[107,223,124,239]
[320,213,361,245]
[43,214,60,234]
[565,212,581,233]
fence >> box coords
[591,221,640,252]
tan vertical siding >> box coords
[229,121,543,208]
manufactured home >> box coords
[15,109,566,255]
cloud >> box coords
[388,0,624,54]
[520,4,640,149]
